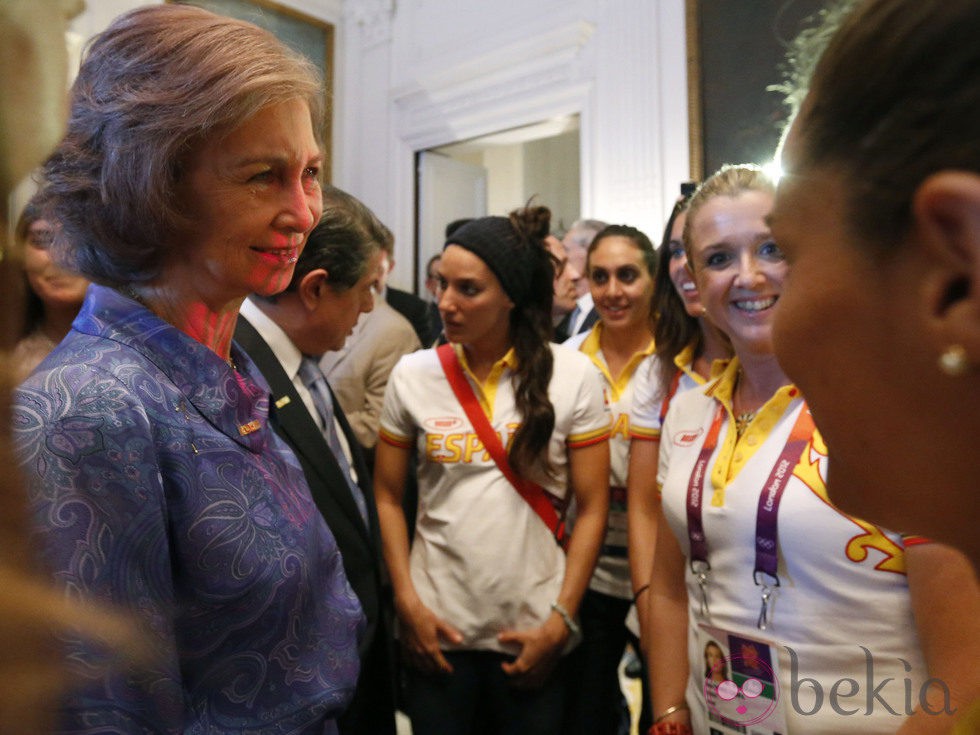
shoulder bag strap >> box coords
[437,343,567,550]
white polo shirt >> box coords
[659,359,926,734]
[380,342,610,654]
[630,344,709,441]
[565,323,655,599]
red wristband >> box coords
[647,723,692,735]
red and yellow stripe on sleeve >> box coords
[629,424,661,442]
[568,424,611,449]
[378,427,414,449]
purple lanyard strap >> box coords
[686,400,815,629]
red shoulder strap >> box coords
[658,368,684,426]
[436,343,567,550]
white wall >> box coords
[436,131,580,234]
[484,146,524,217]
[340,0,690,290]
[523,132,581,233]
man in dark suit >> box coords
[375,228,431,346]
[557,219,607,341]
[386,282,431,347]
[546,233,584,342]
[235,186,397,735]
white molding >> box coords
[393,20,594,150]
[392,20,593,101]
[397,78,593,153]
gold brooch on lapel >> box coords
[238,420,261,436]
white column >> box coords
[589,0,689,238]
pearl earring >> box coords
[938,345,970,377]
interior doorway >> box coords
[414,114,581,292]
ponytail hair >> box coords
[506,204,556,480]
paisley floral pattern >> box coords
[13,285,364,734]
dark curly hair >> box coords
[13,198,49,339]
[585,224,657,280]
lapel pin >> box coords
[238,419,261,436]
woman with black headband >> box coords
[374,205,611,735]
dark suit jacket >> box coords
[234,317,396,735]
[580,307,600,333]
[554,307,599,343]
[554,313,572,343]
[386,286,431,346]
[425,301,443,349]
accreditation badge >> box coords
[696,623,788,735]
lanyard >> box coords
[685,399,815,629]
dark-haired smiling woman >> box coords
[562,224,658,735]
[13,6,362,733]
[375,206,610,735]
[627,191,731,648]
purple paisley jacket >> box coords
[13,285,364,734]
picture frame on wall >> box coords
[172,0,335,179]
[685,0,828,181]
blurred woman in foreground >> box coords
[770,0,980,729]
[771,0,980,568]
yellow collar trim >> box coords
[709,358,731,379]
[673,343,727,386]
[455,344,517,420]
[580,323,655,401]
[703,357,802,505]
[674,343,705,386]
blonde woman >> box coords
[647,165,972,735]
